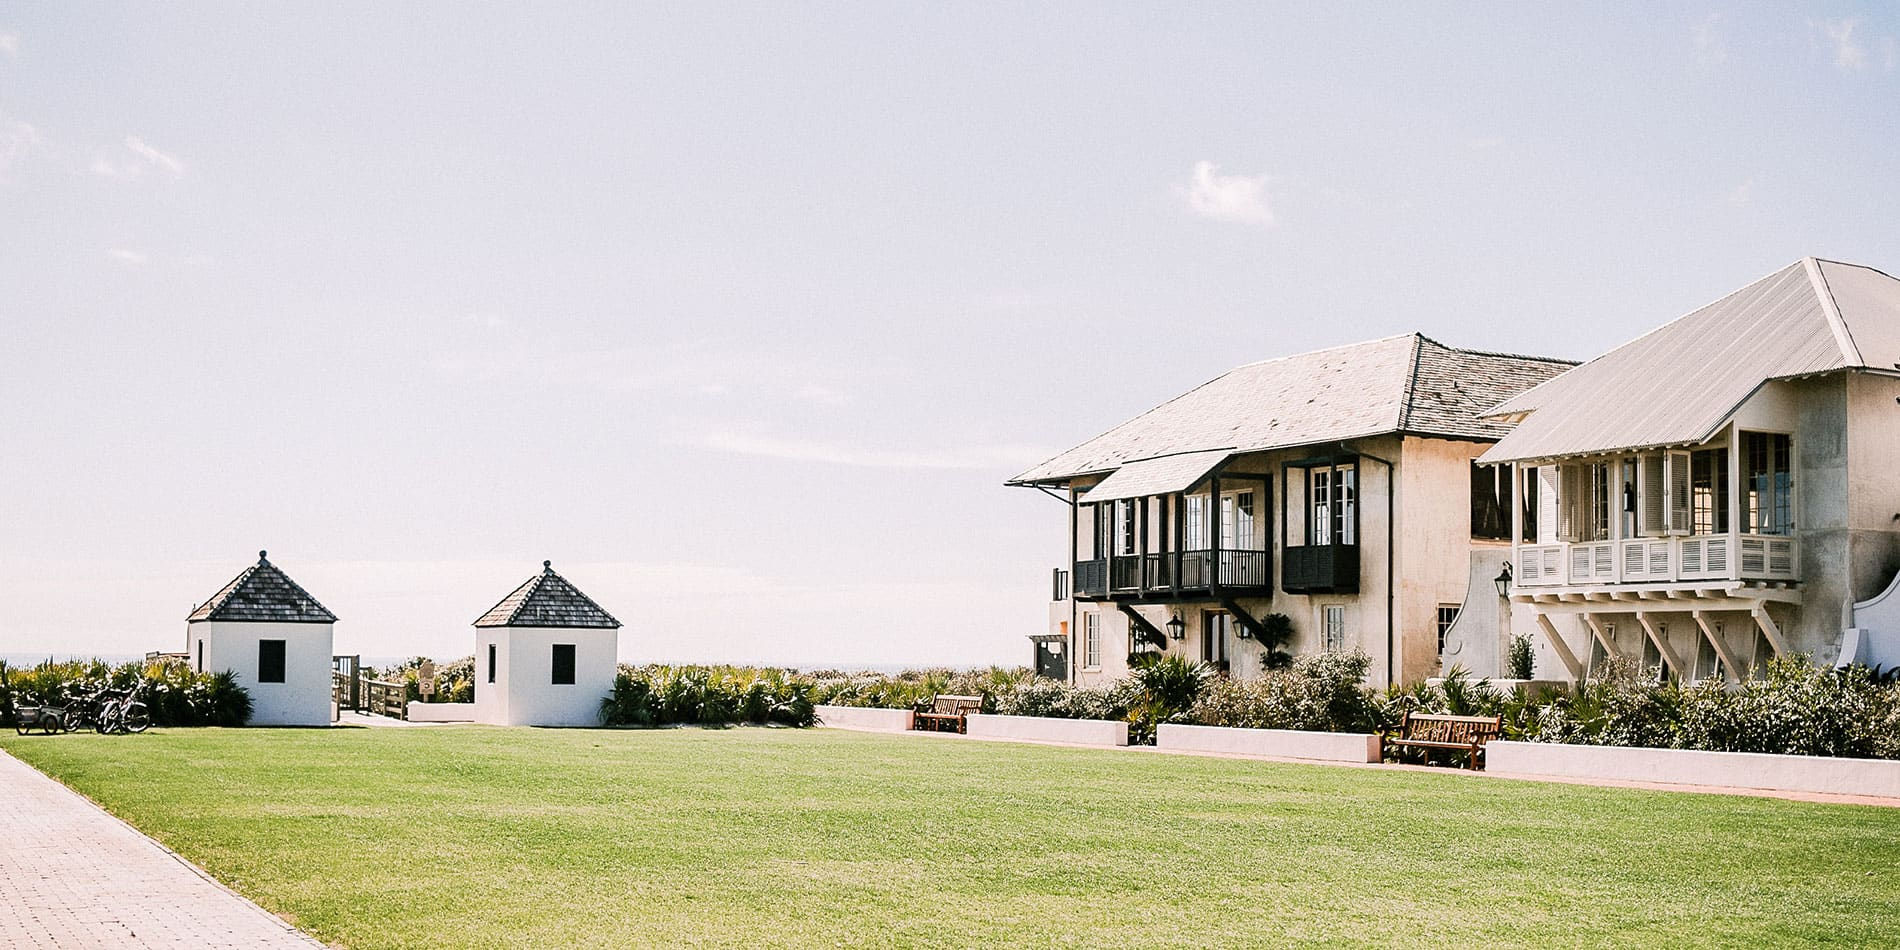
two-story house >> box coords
[1468,258,1900,683]
[1009,333,1573,688]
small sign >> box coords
[418,660,436,696]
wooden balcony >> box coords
[1281,543,1359,594]
[1073,549,1270,602]
[1514,533,1798,589]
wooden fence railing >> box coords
[362,677,408,720]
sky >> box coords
[2,3,1898,668]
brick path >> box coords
[0,750,323,949]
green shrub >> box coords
[1193,652,1378,733]
[1507,634,1535,680]
[599,665,818,728]
[0,657,252,727]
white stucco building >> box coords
[186,550,337,726]
[1010,334,1573,689]
[473,561,622,726]
[1456,257,1900,683]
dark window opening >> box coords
[258,640,286,684]
[551,644,576,685]
[487,643,497,684]
[1691,448,1730,535]
[1520,467,1539,542]
[1436,605,1460,655]
[1470,463,1511,541]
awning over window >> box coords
[1079,449,1231,503]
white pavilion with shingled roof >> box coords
[186,550,337,726]
[473,561,622,726]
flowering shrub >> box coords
[1191,652,1379,733]
[599,665,817,728]
[0,658,251,727]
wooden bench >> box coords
[1381,712,1502,770]
[912,694,983,734]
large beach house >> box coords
[1460,258,1900,683]
[1009,333,1573,688]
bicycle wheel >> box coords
[41,714,61,736]
[124,705,151,734]
[95,707,115,734]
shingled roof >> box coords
[186,551,337,624]
[474,561,622,629]
[1008,334,1573,486]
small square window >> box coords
[551,644,576,685]
[258,640,286,684]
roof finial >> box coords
[259,550,269,563]
[543,559,553,571]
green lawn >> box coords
[5,727,1898,949]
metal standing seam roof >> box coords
[186,551,337,624]
[1007,333,1573,486]
[1079,449,1233,502]
[1478,258,1900,465]
[474,561,622,629]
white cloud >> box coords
[1692,14,1727,66]
[1820,18,1867,70]
[0,32,18,57]
[90,135,186,180]
[1727,178,1755,207]
[702,432,1042,471]
[106,248,148,266]
[0,118,37,179]
[1179,160,1273,226]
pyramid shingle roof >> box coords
[187,551,337,624]
[474,562,622,629]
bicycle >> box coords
[92,683,151,735]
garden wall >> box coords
[965,713,1128,747]
[406,702,476,723]
[1156,724,1380,763]
[815,705,914,732]
[1486,741,1900,798]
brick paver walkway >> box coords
[0,750,323,949]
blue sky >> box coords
[1,4,1896,666]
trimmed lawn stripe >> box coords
[4,727,1898,948]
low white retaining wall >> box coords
[815,705,914,732]
[1157,724,1381,763]
[1486,741,1900,798]
[406,702,476,722]
[966,713,1128,747]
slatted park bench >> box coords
[912,694,983,734]
[1382,712,1502,770]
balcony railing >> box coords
[1515,533,1798,588]
[1282,543,1359,594]
[1071,548,1270,599]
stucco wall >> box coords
[1398,436,1502,684]
[190,620,334,726]
[473,626,617,727]
[1847,372,1900,604]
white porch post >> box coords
[1534,612,1583,681]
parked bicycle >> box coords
[93,682,152,735]
[58,685,113,734]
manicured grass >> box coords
[5,727,1899,948]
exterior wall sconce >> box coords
[1494,562,1514,599]
[1165,614,1186,640]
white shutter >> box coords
[1559,463,1585,542]
[1640,454,1665,536]
[1666,450,1692,535]
[1536,466,1561,544]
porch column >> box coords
[1692,610,1743,684]
[1534,612,1584,681]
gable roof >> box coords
[1008,333,1573,485]
[187,551,337,624]
[474,561,622,629]
[1479,258,1900,464]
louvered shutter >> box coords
[1559,464,1585,542]
[1640,454,1665,536]
[1666,450,1692,535]
[1536,466,1561,544]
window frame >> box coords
[1322,605,1345,653]
[1435,605,1460,656]
[1081,613,1101,670]
[257,639,286,684]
